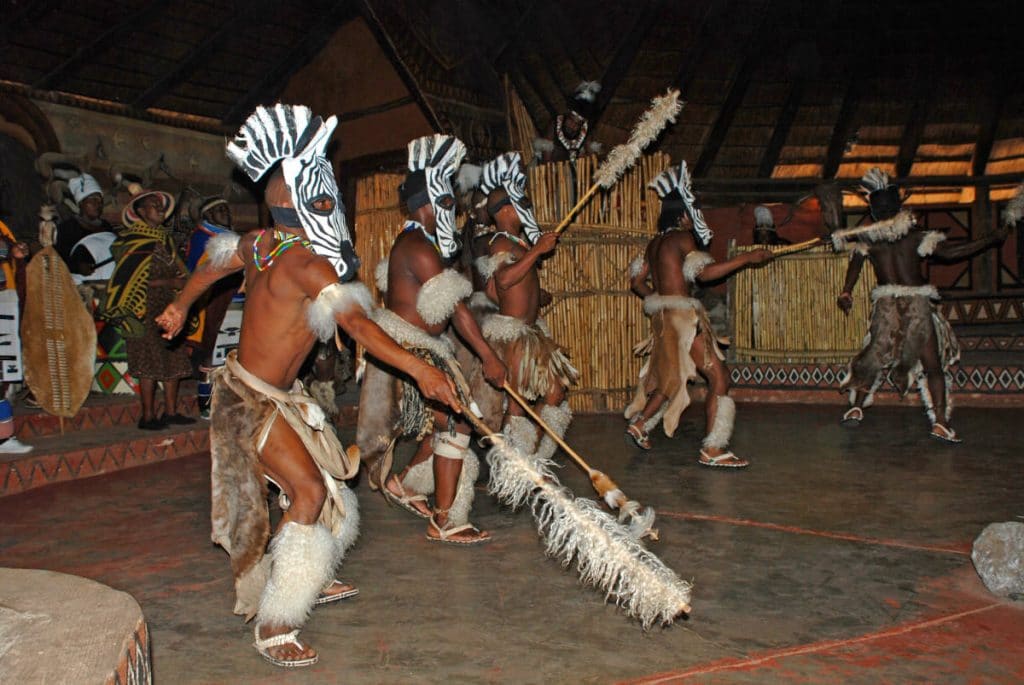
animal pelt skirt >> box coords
[480,313,579,401]
[840,285,960,421]
[209,351,358,620]
[624,295,725,437]
[356,309,469,491]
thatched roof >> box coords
[3,0,1023,198]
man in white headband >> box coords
[157,104,460,668]
[624,161,773,467]
[55,173,115,278]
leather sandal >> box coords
[698,449,749,468]
[625,423,652,450]
[253,626,318,668]
[426,514,491,545]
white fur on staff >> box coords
[593,89,684,189]
[1003,182,1024,227]
[485,434,692,628]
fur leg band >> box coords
[446,448,479,527]
[504,414,539,455]
[702,396,735,450]
[402,457,435,495]
[331,485,360,569]
[535,402,572,462]
[256,522,336,629]
[307,282,375,342]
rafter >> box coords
[693,4,773,177]
[34,0,171,91]
[758,79,805,178]
[0,0,61,51]
[972,90,1006,177]
[823,78,862,179]
[588,0,664,129]
[133,0,275,110]
[671,0,732,97]
[896,96,930,178]
[222,0,358,125]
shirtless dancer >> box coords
[473,152,578,458]
[624,162,773,467]
[158,105,459,667]
[357,134,506,545]
[838,168,1007,442]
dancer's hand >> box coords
[414,364,461,412]
[747,248,775,265]
[534,231,559,256]
[482,355,507,388]
[156,302,186,339]
[836,291,853,314]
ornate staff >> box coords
[772,209,917,257]
[456,405,691,625]
[502,382,658,540]
[554,89,684,234]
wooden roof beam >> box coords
[671,0,732,97]
[692,4,773,177]
[588,0,664,128]
[33,0,170,91]
[823,78,861,179]
[222,0,358,125]
[0,0,61,50]
[972,90,1006,177]
[757,78,805,178]
[895,97,930,178]
[133,0,275,110]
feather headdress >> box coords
[1002,182,1024,227]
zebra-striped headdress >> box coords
[479,152,540,244]
[649,161,711,245]
[401,134,467,259]
[226,104,358,281]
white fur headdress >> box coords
[754,205,775,230]
[573,81,602,103]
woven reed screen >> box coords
[354,153,683,413]
[729,244,876,363]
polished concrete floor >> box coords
[2,403,1023,683]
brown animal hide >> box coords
[22,246,96,417]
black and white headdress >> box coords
[399,134,467,259]
[226,104,358,281]
[479,151,540,244]
[570,81,601,120]
[649,161,711,245]
[860,167,901,221]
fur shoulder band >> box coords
[643,294,703,316]
[628,252,645,278]
[917,231,946,257]
[205,232,241,268]
[371,308,455,361]
[475,252,516,281]
[683,251,714,284]
[375,259,389,293]
[307,281,374,341]
[416,269,472,325]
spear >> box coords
[502,382,658,541]
[773,209,917,257]
[554,89,684,234]
[457,406,692,625]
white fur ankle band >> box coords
[702,396,735,450]
[307,282,375,342]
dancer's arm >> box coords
[493,232,558,292]
[837,252,866,314]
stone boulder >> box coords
[971,521,1024,599]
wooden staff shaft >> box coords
[773,237,823,257]
[502,382,596,476]
[554,183,601,234]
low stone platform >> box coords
[0,567,151,684]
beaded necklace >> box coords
[252,229,311,271]
[489,231,529,249]
[403,220,440,254]
[555,115,588,160]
